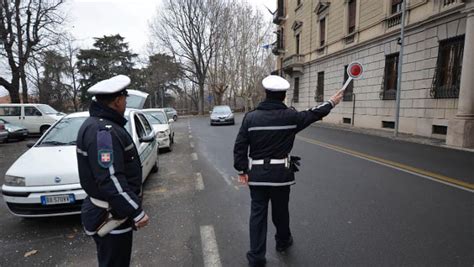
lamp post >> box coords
[394,0,407,137]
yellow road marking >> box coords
[296,135,474,192]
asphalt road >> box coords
[0,114,472,266]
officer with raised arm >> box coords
[234,75,344,267]
[76,75,149,267]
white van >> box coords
[0,104,64,134]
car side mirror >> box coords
[168,119,174,123]
[139,134,155,143]
[26,142,35,148]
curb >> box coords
[312,122,474,153]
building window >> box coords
[296,34,300,54]
[348,0,356,34]
[319,18,326,47]
[443,0,456,6]
[343,65,353,101]
[316,71,324,102]
[391,0,402,14]
[382,53,399,100]
[431,36,464,99]
[293,77,300,103]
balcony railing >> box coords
[443,0,457,6]
[386,12,402,28]
[282,55,304,68]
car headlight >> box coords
[158,131,167,138]
[227,114,234,119]
[5,175,25,186]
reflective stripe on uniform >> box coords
[77,148,88,156]
[247,181,296,186]
[124,143,134,151]
[247,125,297,132]
[110,227,133,235]
[108,166,139,210]
[84,228,97,236]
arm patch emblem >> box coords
[97,130,114,168]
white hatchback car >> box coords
[142,109,175,151]
[1,109,158,217]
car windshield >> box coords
[212,106,231,114]
[144,112,167,124]
[0,118,8,124]
[37,104,60,115]
[38,117,87,146]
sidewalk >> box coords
[313,122,474,153]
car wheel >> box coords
[40,125,50,135]
[173,115,177,121]
[151,160,159,173]
[166,142,173,152]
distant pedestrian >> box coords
[233,75,344,267]
[76,75,149,267]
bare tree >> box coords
[62,35,81,111]
[150,0,225,114]
[0,0,65,103]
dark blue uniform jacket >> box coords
[233,99,333,186]
[76,101,144,234]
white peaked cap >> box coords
[262,75,290,91]
[87,75,131,95]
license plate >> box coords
[220,119,225,122]
[22,132,27,136]
[41,194,75,205]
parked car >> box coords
[1,109,158,217]
[126,89,149,109]
[142,109,175,151]
[0,121,8,143]
[164,107,178,121]
[0,118,28,142]
[210,105,235,125]
[0,103,64,135]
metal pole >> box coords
[352,93,356,126]
[394,0,407,137]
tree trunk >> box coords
[198,81,205,115]
[20,70,29,103]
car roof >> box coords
[143,108,166,112]
[64,109,140,119]
[0,103,47,107]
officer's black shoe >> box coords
[276,236,293,253]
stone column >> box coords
[447,4,474,148]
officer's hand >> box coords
[135,213,149,229]
[330,89,344,106]
[238,174,248,185]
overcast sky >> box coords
[64,0,277,55]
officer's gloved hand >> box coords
[289,156,301,172]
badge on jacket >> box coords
[97,130,114,168]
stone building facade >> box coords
[272,0,474,148]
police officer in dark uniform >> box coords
[76,75,149,267]
[234,75,343,267]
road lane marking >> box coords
[296,135,474,193]
[192,153,198,161]
[190,142,195,148]
[196,172,204,190]
[189,135,193,139]
[200,225,222,267]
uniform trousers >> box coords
[247,185,292,265]
[93,230,133,267]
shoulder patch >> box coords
[97,130,114,168]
